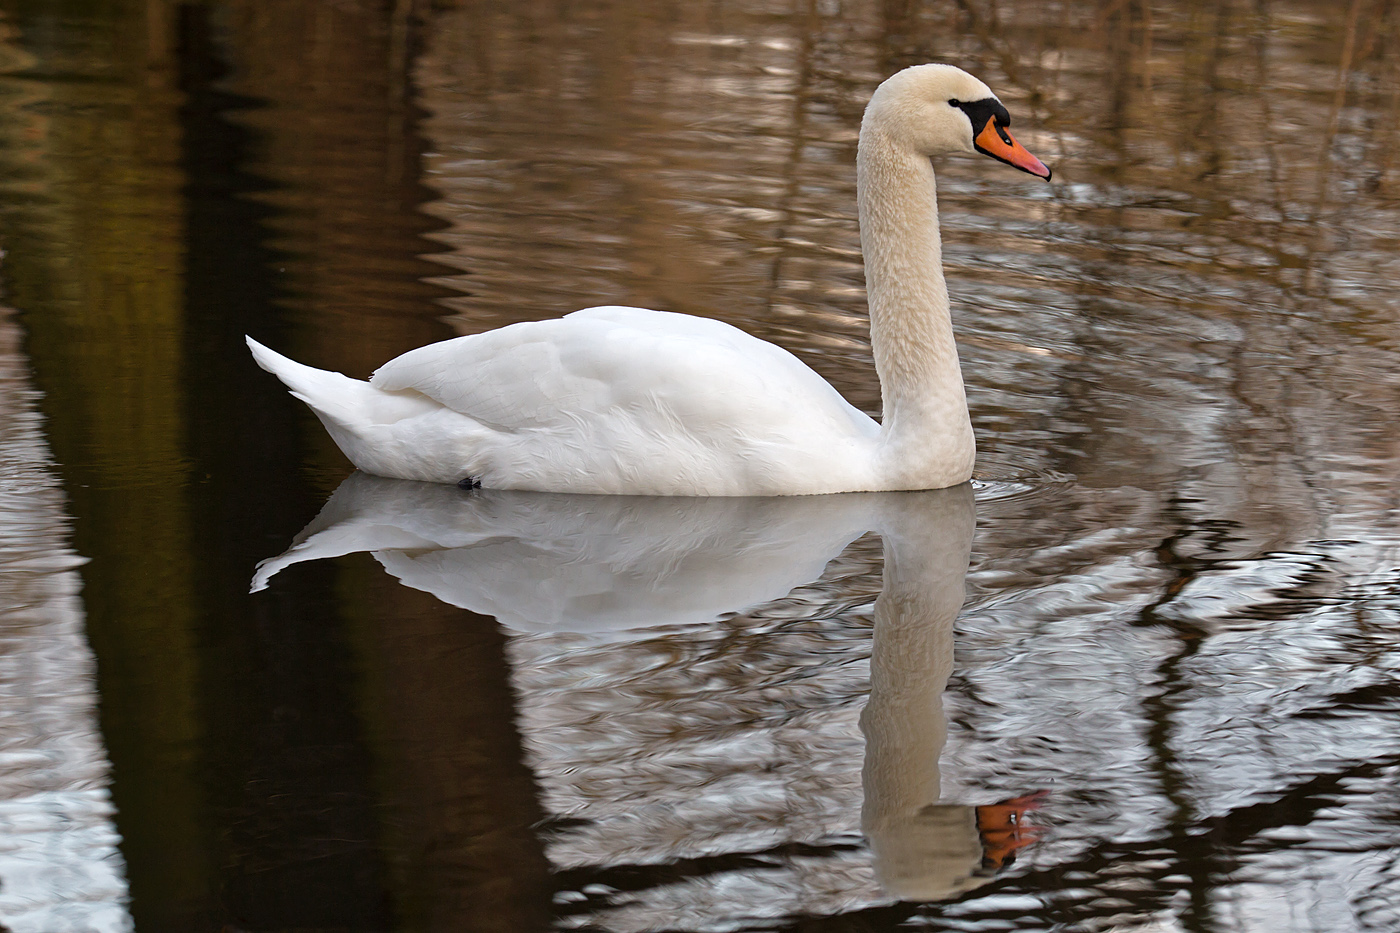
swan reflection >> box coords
[255,472,1042,901]
[254,472,880,633]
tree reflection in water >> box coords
[0,0,1398,930]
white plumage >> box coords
[248,63,1049,496]
[249,307,875,494]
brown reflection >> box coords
[347,562,552,932]
[192,1,551,926]
[413,0,892,408]
[176,0,519,926]
[0,0,488,928]
[219,0,458,480]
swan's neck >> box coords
[858,128,974,487]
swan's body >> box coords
[249,64,1048,496]
[251,307,883,495]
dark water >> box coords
[0,1,1399,930]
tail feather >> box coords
[247,334,443,424]
[248,336,472,482]
[246,336,376,429]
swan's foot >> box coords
[457,476,482,490]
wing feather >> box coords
[369,306,875,440]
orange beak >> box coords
[975,117,1051,180]
[976,790,1048,871]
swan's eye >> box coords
[948,98,960,107]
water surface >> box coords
[0,1,1398,931]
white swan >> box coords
[248,64,1049,496]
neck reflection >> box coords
[861,488,1043,899]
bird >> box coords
[247,63,1050,496]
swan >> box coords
[247,63,1049,496]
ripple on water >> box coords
[971,467,1078,505]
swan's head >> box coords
[863,64,1050,180]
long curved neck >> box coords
[857,127,974,487]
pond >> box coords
[0,1,1398,931]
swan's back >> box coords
[373,307,859,428]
